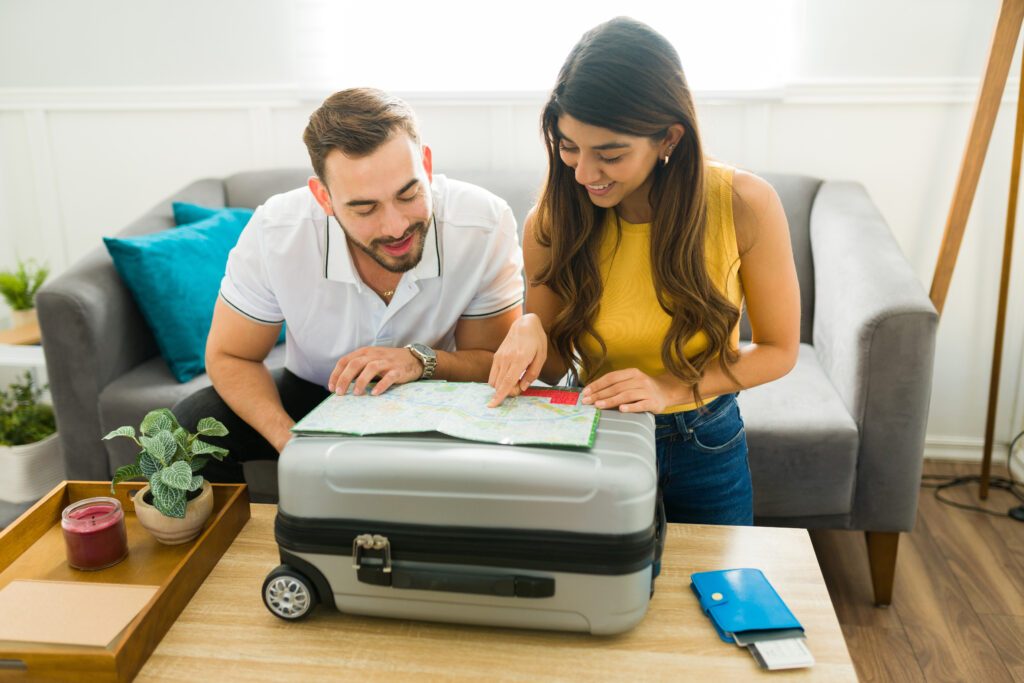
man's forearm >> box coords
[207,354,295,452]
[433,349,495,383]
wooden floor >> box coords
[811,460,1024,682]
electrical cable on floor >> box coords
[920,429,1024,521]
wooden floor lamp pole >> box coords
[983,45,1024,500]
[929,0,1024,499]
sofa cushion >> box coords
[742,173,822,345]
[98,345,287,475]
[224,169,312,209]
[738,344,859,519]
[440,169,544,236]
[103,209,250,383]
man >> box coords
[174,88,524,483]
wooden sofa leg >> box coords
[865,531,900,606]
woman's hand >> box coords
[581,369,688,413]
[487,314,548,407]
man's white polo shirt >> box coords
[218,174,524,387]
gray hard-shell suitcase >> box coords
[262,410,664,635]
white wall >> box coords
[0,0,296,87]
[794,1,1001,79]
[1,0,1022,466]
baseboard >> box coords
[925,437,1024,481]
[925,436,987,461]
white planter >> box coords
[133,482,214,545]
[0,432,64,503]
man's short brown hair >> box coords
[303,88,421,181]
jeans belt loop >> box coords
[674,410,691,436]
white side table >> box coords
[0,343,45,367]
[0,343,48,398]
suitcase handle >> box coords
[359,565,555,598]
[353,533,555,597]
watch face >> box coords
[406,343,436,379]
[409,343,435,360]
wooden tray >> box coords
[0,481,250,682]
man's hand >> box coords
[487,314,548,408]
[581,369,688,414]
[328,346,423,396]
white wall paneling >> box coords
[22,110,67,273]
[0,112,44,272]
[44,108,257,263]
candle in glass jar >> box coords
[61,496,128,571]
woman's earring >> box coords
[662,144,675,166]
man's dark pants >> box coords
[172,369,329,484]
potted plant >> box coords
[0,258,49,327]
[105,408,228,545]
[0,372,62,506]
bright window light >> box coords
[294,1,799,92]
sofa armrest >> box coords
[810,181,938,532]
[37,179,226,479]
[38,251,156,479]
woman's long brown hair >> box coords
[535,17,740,404]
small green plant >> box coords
[0,372,56,446]
[105,409,229,518]
[0,259,49,311]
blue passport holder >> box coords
[690,568,803,644]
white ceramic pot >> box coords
[133,481,213,545]
[0,432,64,504]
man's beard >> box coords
[339,217,431,273]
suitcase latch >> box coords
[352,534,392,586]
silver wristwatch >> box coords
[405,343,437,380]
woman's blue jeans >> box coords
[654,392,753,525]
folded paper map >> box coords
[292,381,599,448]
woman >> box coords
[487,17,800,525]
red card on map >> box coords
[520,388,581,405]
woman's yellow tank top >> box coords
[579,162,744,413]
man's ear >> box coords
[422,145,433,183]
[308,176,332,214]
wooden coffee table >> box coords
[137,505,855,681]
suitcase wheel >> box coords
[263,565,317,621]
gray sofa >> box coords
[36,167,937,605]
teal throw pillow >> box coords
[104,210,258,383]
[172,201,254,226]
[172,203,287,350]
